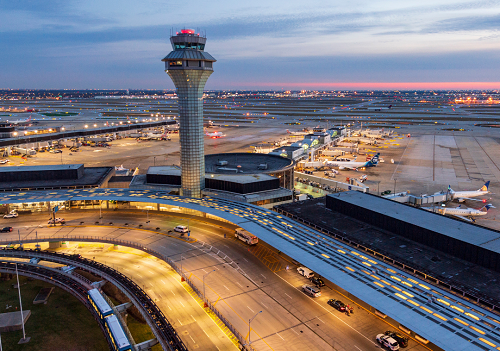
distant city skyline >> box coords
[1,0,499,90]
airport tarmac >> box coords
[2,95,500,231]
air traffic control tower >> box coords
[162,29,216,198]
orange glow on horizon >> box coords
[253,82,500,90]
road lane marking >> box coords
[276,332,284,340]
[189,335,196,343]
[285,293,292,299]
[261,274,266,279]
[261,302,268,309]
[243,258,249,262]
[178,319,183,325]
[247,306,254,313]
[171,290,176,296]
[273,271,378,347]
[168,305,172,311]
[354,346,361,351]
[179,301,185,307]
[191,314,197,322]
[317,317,324,324]
[291,328,299,335]
[161,279,166,285]
[203,329,210,338]
[223,285,230,291]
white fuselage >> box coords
[435,207,488,217]
[326,160,369,169]
[451,190,489,199]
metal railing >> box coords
[0,247,187,351]
[0,235,256,350]
[0,260,115,351]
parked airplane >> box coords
[286,129,310,136]
[425,204,494,223]
[6,116,32,126]
[146,132,170,140]
[205,131,225,138]
[449,181,491,202]
[326,153,380,170]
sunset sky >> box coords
[1,0,499,90]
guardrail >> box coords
[274,207,500,314]
[0,247,187,351]
[1,234,257,351]
[0,260,114,351]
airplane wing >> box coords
[460,198,488,202]
[450,214,475,223]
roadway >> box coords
[2,211,429,351]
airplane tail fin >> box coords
[479,181,490,192]
[480,204,494,212]
[370,153,380,164]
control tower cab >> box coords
[161,29,216,198]
[162,29,216,71]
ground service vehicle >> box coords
[234,228,258,245]
[376,334,400,350]
[384,331,409,348]
[297,266,315,278]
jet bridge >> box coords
[383,191,452,206]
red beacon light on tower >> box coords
[181,29,195,34]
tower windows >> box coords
[169,61,183,67]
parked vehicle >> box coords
[302,284,321,297]
[3,211,18,219]
[48,218,65,224]
[297,266,314,278]
[376,334,400,350]
[174,225,188,233]
[384,331,409,348]
[310,276,325,287]
[327,299,346,312]
[0,227,13,232]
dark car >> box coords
[0,227,13,232]
[310,276,325,287]
[384,331,409,348]
[327,299,346,312]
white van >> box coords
[234,228,258,245]
[297,266,314,278]
[174,225,188,233]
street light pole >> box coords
[248,311,262,345]
[394,178,397,195]
[15,263,28,343]
[203,269,216,300]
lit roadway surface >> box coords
[2,189,500,350]
[4,212,418,351]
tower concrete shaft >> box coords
[162,29,216,198]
